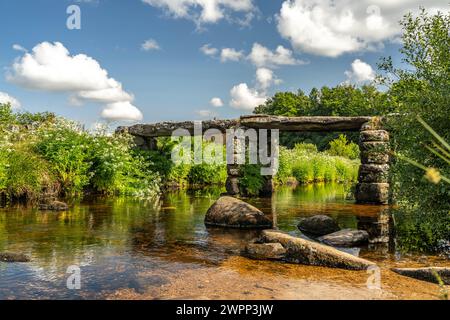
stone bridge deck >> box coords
[118,115,374,137]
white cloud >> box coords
[142,0,255,24]
[256,67,281,90]
[230,83,266,111]
[7,42,142,121]
[141,39,161,51]
[210,97,224,107]
[12,44,27,52]
[196,109,216,118]
[345,59,375,84]
[100,102,143,121]
[248,43,305,68]
[220,48,244,62]
[0,91,21,109]
[277,0,448,57]
[200,44,218,56]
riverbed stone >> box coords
[297,215,340,236]
[243,243,286,260]
[319,229,369,247]
[205,196,272,229]
[260,230,375,270]
[38,201,69,211]
[355,183,389,204]
[392,267,450,285]
[360,130,390,142]
[0,252,30,263]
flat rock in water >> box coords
[243,243,286,260]
[392,267,450,285]
[38,201,69,211]
[319,229,369,247]
[0,252,30,263]
[297,215,340,236]
[205,196,272,229]
[260,230,375,270]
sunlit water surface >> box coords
[0,184,448,300]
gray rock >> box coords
[361,151,390,164]
[260,230,375,270]
[297,215,340,236]
[358,164,390,183]
[243,243,286,260]
[319,229,369,247]
[225,177,240,196]
[360,130,390,142]
[0,252,30,263]
[355,183,389,204]
[392,267,450,285]
[38,201,69,211]
[205,196,272,229]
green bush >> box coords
[239,164,265,196]
[327,134,360,160]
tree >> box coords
[379,8,450,252]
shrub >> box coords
[327,134,360,160]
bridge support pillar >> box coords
[355,120,391,205]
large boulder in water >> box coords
[0,252,30,263]
[392,267,450,285]
[243,243,286,260]
[205,196,272,229]
[297,215,340,236]
[319,229,369,247]
[260,230,375,270]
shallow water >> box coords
[0,184,448,300]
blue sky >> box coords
[0,0,447,126]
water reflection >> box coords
[0,184,445,299]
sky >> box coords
[0,0,448,127]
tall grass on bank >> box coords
[0,104,160,201]
[276,143,360,186]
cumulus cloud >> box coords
[220,48,244,62]
[210,97,224,107]
[230,83,266,111]
[255,67,281,90]
[0,91,21,109]
[248,43,305,68]
[196,109,217,118]
[142,0,255,25]
[100,102,143,121]
[7,42,142,121]
[141,39,161,51]
[345,59,376,84]
[12,44,27,52]
[277,0,448,57]
[200,44,219,56]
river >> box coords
[0,184,448,300]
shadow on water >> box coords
[0,184,447,299]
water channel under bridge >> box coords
[117,115,391,205]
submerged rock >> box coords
[297,215,340,236]
[243,243,286,260]
[205,196,272,229]
[38,201,69,211]
[260,230,375,270]
[392,267,450,285]
[319,229,369,247]
[0,252,30,263]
